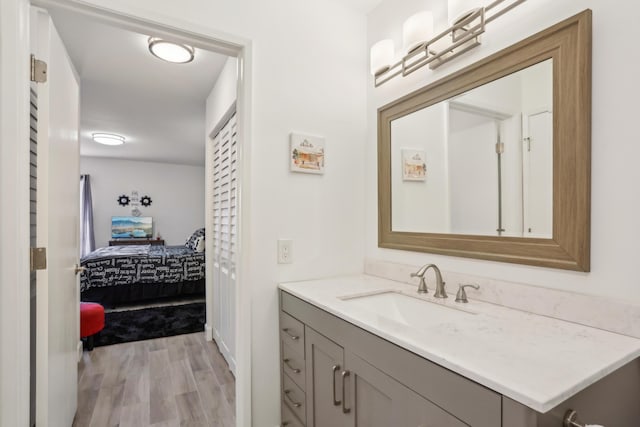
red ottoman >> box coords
[80,302,104,351]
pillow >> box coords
[195,236,205,252]
[185,228,205,250]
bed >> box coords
[80,229,206,306]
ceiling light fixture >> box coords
[92,133,125,146]
[370,0,526,87]
[147,37,195,63]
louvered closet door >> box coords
[212,113,237,373]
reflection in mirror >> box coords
[391,59,552,238]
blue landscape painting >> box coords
[111,216,153,239]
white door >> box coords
[523,110,553,238]
[211,113,237,374]
[32,8,81,427]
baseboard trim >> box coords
[204,323,213,341]
[77,340,83,362]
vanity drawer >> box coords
[282,340,306,389]
[282,372,306,422]
[280,311,305,355]
[282,403,305,427]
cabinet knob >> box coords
[284,389,302,408]
[563,409,604,427]
[282,328,300,341]
[283,358,301,374]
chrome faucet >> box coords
[410,264,447,298]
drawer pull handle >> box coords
[282,328,300,341]
[332,364,341,406]
[341,370,351,414]
[563,409,598,427]
[283,358,301,374]
[284,389,302,408]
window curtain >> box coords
[79,174,95,257]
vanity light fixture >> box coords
[370,0,526,87]
[147,37,195,64]
[448,0,482,25]
[92,133,125,146]
[403,11,434,53]
[370,39,395,76]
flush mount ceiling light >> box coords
[370,0,526,87]
[147,37,195,63]
[92,133,125,146]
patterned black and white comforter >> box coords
[80,245,205,292]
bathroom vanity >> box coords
[278,275,640,427]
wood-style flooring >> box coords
[73,332,235,427]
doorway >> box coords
[0,1,252,425]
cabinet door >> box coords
[305,327,346,427]
[344,351,469,427]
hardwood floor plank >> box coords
[120,401,150,427]
[149,370,174,403]
[89,383,125,427]
[149,397,179,425]
[194,370,233,425]
[169,359,197,395]
[122,364,150,404]
[167,334,187,362]
[75,333,235,427]
[187,346,212,373]
[148,420,180,427]
[174,391,207,423]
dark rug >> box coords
[94,302,205,347]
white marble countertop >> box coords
[279,274,640,413]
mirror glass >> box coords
[391,59,552,238]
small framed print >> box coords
[290,133,325,174]
[402,149,426,181]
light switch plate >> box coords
[278,239,293,264]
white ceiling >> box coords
[49,8,229,166]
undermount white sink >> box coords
[340,291,475,328]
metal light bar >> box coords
[373,0,526,87]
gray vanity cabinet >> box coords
[304,326,468,427]
[344,351,468,427]
[280,290,640,427]
[304,327,346,427]
[280,291,501,427]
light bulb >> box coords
[370,39,394,76]
[403,11,434,53]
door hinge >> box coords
[30,54,47,83]
[495,142,504,154]
[30,247,47,271]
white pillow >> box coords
[195,236,205,252]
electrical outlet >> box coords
[278,239,293,264]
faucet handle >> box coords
[455,283,480,303]
[415,276,428,294]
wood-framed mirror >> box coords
[378,10,591,271]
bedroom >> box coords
[31,5,240,425]
[44,14,229,317]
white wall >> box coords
[448,109,498,235]
[205,57,237,134]
[391,103,449,232]
[367,1,640,303]
[80,157,205,248]
[66,1,368,425]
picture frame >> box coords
[290,133,325,174]
[401,149,426,181]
